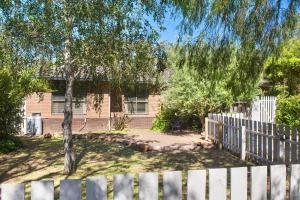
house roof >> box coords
[259,78,272,88]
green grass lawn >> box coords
[0,136,252,199]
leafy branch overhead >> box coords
[171,0,299,96]
[1,0,167,86]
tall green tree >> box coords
[0,34,48,140]
[0,0,166,174]
[170,0,299,96]
[158,45,259,130]
[265,38,300,95]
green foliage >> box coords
[152,108,173,132]
[163,66,233,116]
[170,1,299,96]
[0,1,167,89]
[265,38,300,95]
[153,46,260,132]
[276,95,300,127]
[0,36,49,140]
[0,136,23,153]
[152,107,201,132]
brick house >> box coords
[24,79,161,134]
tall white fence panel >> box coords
[251,96,276,123]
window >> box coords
[124,96,148,114]
[52,94,86,114]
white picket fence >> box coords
[207,113,300,165]
[1,165,300,200]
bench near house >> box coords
[23,79,161,134]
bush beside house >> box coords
[276,95,300,127]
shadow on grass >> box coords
[0,136,253,199]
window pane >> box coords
[136,102,148,113]
[52,102,64,113]
[125,97,136,102]
[125,102,136,114]
[52,93,86,114]
[137,96,148,102]
[52,95,64,101]
[72,102,86,114]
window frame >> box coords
[124,96,149,115]
[51,93,87,115]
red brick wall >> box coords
[25,83,161,133]
[43,118,109,134]
[127,117,155,129]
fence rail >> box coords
[207,113,300,165]
[1,165,300,200]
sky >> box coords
[158,11,181,42]
[152,9,182,43]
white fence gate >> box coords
[251,96,276,123]
[1,165,300,200]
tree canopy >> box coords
[265,37,300,95]
[0,0,167,174]
[170,0,299,96]
[0,34,48,140]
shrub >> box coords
[0,136,23,153]
[0,37,49,141]
[276,95,300,127]
[113,113,130,131]
[152,107,201,132]
[152,108,174,132]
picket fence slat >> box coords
[113,174,133,200]
[187,170,206,200]
[270,165,286,200]
[267,123,273,162]
[273,124,280,163]
[291,128,297,163]
[3,164,300,200]
[31,181,54,200]
[254,121,258,157]
[209,168,227,200]
[298,128,300,163]
[86,176,107,200]
[230,167,247,200]
[258,122,262,158]
[139,172,158,200]
[163,171,182,200]
[285,126,291,164]
[262,122,267,160]
[290,164,300,200]
[251,166,267,200]
[1,183,25,200]
[60,180,81,200]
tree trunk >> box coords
[63,9,75,175]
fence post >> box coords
[217,122,223,150]
[205,117,208,140]
[240,126,246,161]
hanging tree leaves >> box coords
[170,0,300,99]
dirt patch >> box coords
[73,130,215,152]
